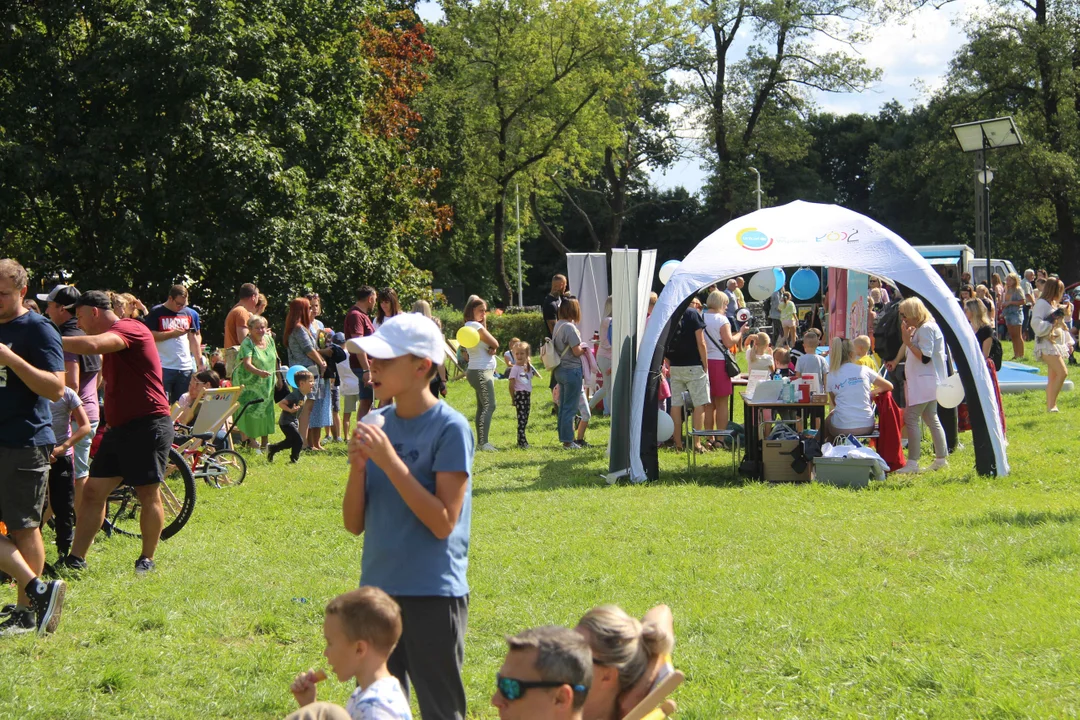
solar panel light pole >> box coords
[950,117,1023,285]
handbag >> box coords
[541,323,572,370]
[704,324,742,378]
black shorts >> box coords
[90,415,174,487]
[0,446,51,531]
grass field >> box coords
[2,363,1079,719]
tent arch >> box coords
[629,201,1008,481]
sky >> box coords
[415,0,982,193]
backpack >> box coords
[762,295,772,319]
[541,322,571,369]
[988,334,1003,371]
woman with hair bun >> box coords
[576,604,676,719]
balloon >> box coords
[656,409,675,444]
[936,374,965,409]
[790,268,820,300]
[456,325,481,349]
[736,308,751,324]
[285,364,309,390]
[773,267,786,290]
[658,260,681,285]
[748,270,777,301]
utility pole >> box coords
[516,183,523,306]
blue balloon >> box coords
[773,267,786,290]
[790,268,820,300]
[286,364,309,389]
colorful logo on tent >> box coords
[815,229,860,243]
[736,228,773,251]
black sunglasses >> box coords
[496,674,586,701]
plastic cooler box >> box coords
[813,456,879,489]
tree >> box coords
[682,0,882,221]
[943,0,1079,277]
[428,0,651,305]
[0,1,445,342]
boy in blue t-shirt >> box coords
[345,313,474,720]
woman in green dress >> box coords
[232,314,278,451]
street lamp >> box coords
[748,167,762,211]
[950,117,1023,285]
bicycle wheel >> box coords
[102,447,196,541]
[204,449,247,487]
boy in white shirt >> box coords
[290,587,412,720]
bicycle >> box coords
[174,398,264,488]
[103,446,196,540]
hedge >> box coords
[436,309,548,352]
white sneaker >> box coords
[254,448,263,455]
[892,461,920,474]
[480,443,498,452]
[925,457,949,472]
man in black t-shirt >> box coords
[541,274,567,335]
[542,274,568,395]
[665,301,710,452]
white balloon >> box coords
[748,270,777,301]
[658,260,681,285]
[656,409,675,443]
[936,374,965,409]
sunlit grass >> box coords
[1,360,1078,718]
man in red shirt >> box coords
[342,286,376,429]
[59,291,173,575]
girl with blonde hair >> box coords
[823,336,892,443]
[577,604,675,719]
[889,297,948,473]
[1031,277,1071,412]
[746,331,774,373]
[1001,273,1025,359]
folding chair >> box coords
[175,386,243,451]
[622,669,685,720]
[681,391,742,474]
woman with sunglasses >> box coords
[575,605,675,719]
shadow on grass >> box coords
[956,508,1080,528]
[474,451,752,496]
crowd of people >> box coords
[3,250,1073,718]
[2,257,685,720]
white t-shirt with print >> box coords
[345,676,412,720]
[826,363,878,429]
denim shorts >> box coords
[1003,305,1023,326]
[73,421,99,478]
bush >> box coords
[439,310,547,352]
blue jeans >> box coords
[554,365,583,444]
[161,367,193,404]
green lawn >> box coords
[2,365,1079,719]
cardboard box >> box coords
[762,439,812,483]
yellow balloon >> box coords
[456,325,481,349]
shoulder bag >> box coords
[704,323,742,378]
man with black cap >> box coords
[60,290,173,576]
[43,285,102,506]
[0,259,68,637]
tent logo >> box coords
[736,228,773,251]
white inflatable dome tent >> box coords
[629,201,1008,481]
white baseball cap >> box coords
[353,312,445,364]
